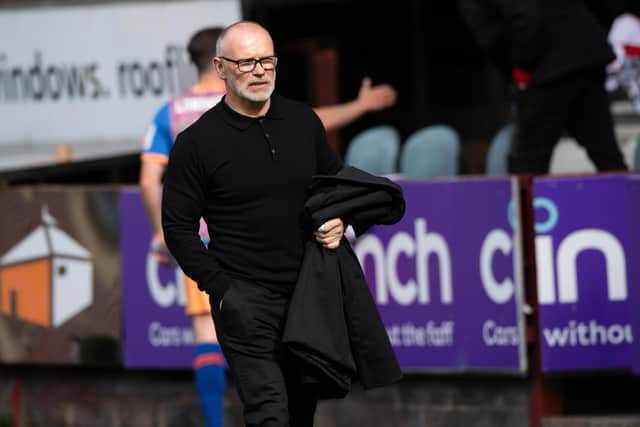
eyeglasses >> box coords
[219,56,278,73]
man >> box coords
[141,28,395,427]
[459,0,628,173]
[161,21,346,426]
[147,22,395,426]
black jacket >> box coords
[282,166,405,399]
[459,0,614,84]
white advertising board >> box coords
[0,0,240,147]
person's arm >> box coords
[139,105,173,264]
[458,0,512,79]
[501,0,547,71]
[139,160,166,238]
[313,77,397,131]
[139,160,170,263]
[458,0,545,77]
[162,132,230,308]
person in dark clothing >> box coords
[459,0,628,173]
[585,0,640,30]
[162,21,345,426]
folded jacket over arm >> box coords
[283,166,406,399]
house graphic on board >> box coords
[0,206,94,327]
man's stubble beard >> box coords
[230,74,276,103]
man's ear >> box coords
[213,58,226,80]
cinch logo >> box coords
[0,206,93,327]
[145,254,185,308]
[533,197,627,304]
[355,218,452,306]
[354,218,516,306]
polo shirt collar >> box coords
[220,94,285,130]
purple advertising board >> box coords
[627,176,640,375]
[120,190,194,369]
[533,175,637,372]
[352,177,526,373]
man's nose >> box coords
[253,61,266,74]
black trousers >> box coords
[210,279,317,427]
[509,67,628,174]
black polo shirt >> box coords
[162,93,342,304]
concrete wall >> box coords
[0,367,529,426]
[315,375,529,427]
[543,417,640,427]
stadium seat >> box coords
[344,125,400,175]
[399,125,460,178]
[485,124,513,176]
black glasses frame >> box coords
[219,56,278,72]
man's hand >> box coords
[150,232,172,265]
[356,77,397,113]
[314,218,345,249]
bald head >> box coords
[216,21,274,58]
[213,21,277,114]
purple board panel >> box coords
[120,190,194,369]
[534,175,634,372]
[352,178,526,373]
[627,176,640,375]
